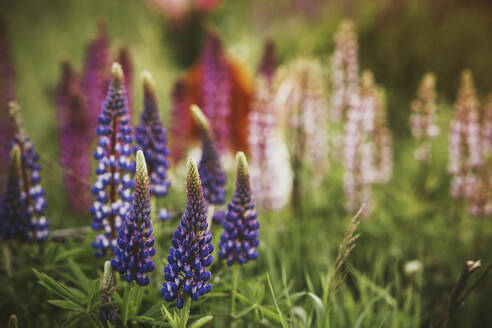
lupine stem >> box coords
[230,264,239,321]
[122,281,134,327]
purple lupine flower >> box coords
[410,73,439,163]
[330,19,359,124]
[135,72,171,221]
[0,145,31,241]
[111,150,155,285]
[218,152,259,265]
[55,60,92,212]
[99,261,118,327]
[7,102,49,241]
[162,158,214,309]
[90,63,134,257]
[191,105,226,206]
[448,70,481,199]
[0,20,16,186]
[200,32,231,151]
[118,46,134,120]
[82,22,111,128]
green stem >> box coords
[122,282,134,327]
[230,264,239,321]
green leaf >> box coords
[189,316,213,328]
[67,259,90,292]
[234,304,256,319]
[60,313,84,328]
[33,268,83,306]
[161,304,177,327]
[266,272,288,328]
[47,299,84,311]
[53,247,86,264]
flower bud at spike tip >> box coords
[8,314,18,328]
[191,104,211,134]
[111,62,124,87]
[161,157,214,308]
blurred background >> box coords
[1,0,492,326]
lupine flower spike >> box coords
[190,104,226,223]
[135,72,171,221]
[410,73,439,163]
[0,20,16,185]
[0,145,30,240]
[118,46,134,120]
[55,60,92,211]
[162,158,214,309]
[90,63,134,257]
[2,103,49,241]
[111,150,155,285]
[99,261,118,326]
[219,152,259,265]
[82,22,111,128]
[448,70,481,199]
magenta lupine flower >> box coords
[82,22,111,128]
[118,46,134,120]
[55,60,92,212]
[0,21,16,186]
[257,38,277,83]
[135,72,171,221]
[191,105,226,206]
[218,152,259,265]
[410,73,439,163]
[448,70,481,199]
[5,103,50,241]
[111,151,156,286]
[162,158,214,309]
[199,32,231,151]
[170,78,192,162]
[330,19,359,124]
[90,63,134,257]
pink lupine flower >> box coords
[330,19,359,124]
[410,73,439,163]
[448,70,481,199]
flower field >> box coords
[1,0,492,327]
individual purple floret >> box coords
[191,104,226,206]
[0,145,31,241]
[99,261,118,327]
[90,63,134,257]
[3,102,49,242]
[111,150,155,286]
[218,152,259,266]
[135,72,171,221]
[161,158,214,309]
